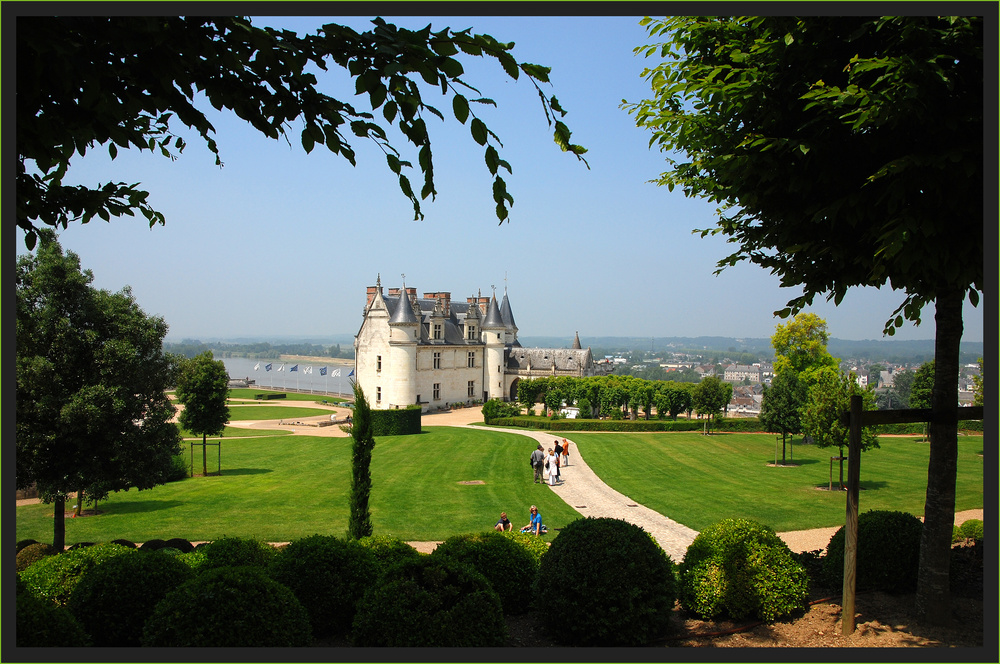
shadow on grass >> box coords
[215,467,273,476]
[102,500,186,514]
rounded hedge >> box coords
[533,517,676,646]
[956,519,983,542]
[110,538,137,549]
[139,538,168,551]
[351,556,505,647]
[498,530,549,566]
[18,543,135,606]
[822,510,922,593]
[16,542,59,572]
[16,586,90,647]
[197,536,276,570]
[268,535,378,639]
[67,551,194,646]
[163,537,195,553]
[16,539,39,554]
[356,535,422,577]
[679,518,808,622]
[142,566,312,647]
[432,531,539,616]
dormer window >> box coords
[433,324,442,340]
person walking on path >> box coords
[530,444,546,483]
[561,439,570,466]
[546,449,559,486]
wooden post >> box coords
[841,394,863,636]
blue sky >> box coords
[18,14,985,343]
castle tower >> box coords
[482,293,506,401]
[386,281,418,407]
[499,287,519,345]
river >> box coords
[221,357,355,397]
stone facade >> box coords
[354,277,596,411]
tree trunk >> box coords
[53,494,66,550]
[75,488,84,517]
[781,433,787,464]
[916,288,963,625]
[202,433,208,476]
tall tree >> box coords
[347,382,376,540]
[759,370,807,464]
[16,231,181,549]
[176,352,231,476]
[16,15,586,250]
[769,313,839,379]
[691,376,731,434]
[890,369,915,408]
[971,358,983,408]
[626,16,983,623]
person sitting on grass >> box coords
[494,511,512,532]
[520,505,545,535]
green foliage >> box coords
[16,539,39,554]
[487,415,764,432]
[18,17,586,248]
[16,586,91,647]
[67,550,194,646]
[356,534,423,576]
[165,452,189,482]
[432,530,539,616]
[139,538,168,551]
[498,530,550,566]
[268,535,378,639]
[176,548,208,572]
[822,510,923,593]
[909,361,935,410]
[19,543,135,606]
[770,313,839,377]
[176,351,230,438]
[481,397,520,422]
[692,376,732,432]
[801,368,880,454]
[196,536,276,570]
[956,519,983,542]
[534,517,675,646]
[351,555,506,647]
[679,518,808,622]
[348,382,376,539]
[369,404,422,436]
[163,537,194,553]
[142,566,312,647]
[16,542,59,572]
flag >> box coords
[278,364,285,372]
[304,366,313,375]
[320,367,327,376]
[254,362,260,371]
[265,363,272,372]
[332,368,341,378]
[348,369,355,377]
[290,365,298,372]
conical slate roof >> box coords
[572,331,582,349]
[482,295,505,329]
[389,285,418,325]
[499,292,517,332]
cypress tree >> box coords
[348,382,375,539]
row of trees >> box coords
[165,340,354,360]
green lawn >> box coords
[225,388,347,403]
[225,405,333,421]
[15,427,578,544]
[570,432,984,532]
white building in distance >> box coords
[354,276,596,411]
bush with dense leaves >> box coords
[533,517,675,646]
[16,580,90,647]
[356,534,422,576]
[16,542,59,572]
[139,538,168,551]
[954,519,983,543]
[18,543,135,606]
[163,537,195,553]
[822,510,923,593]
[176,548,208,571]
[679,518,808,622]
[432,531,538,616]
[351,556,505,647]
[67,551,194,646]
[16,539,39,554]
[268,535,378,639]
[111,538,137,549]
[197,536,276,570]
[142,566,312,647]
[498,529,549,566]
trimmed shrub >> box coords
[163,537,195,553]
[139,538,168,552]
[142,566,312,647]
[165,452,189,481]
[533,517,676,646]
[19,543,135,606]
[110,538,137,549]
[16,542,59,572]
[370,404,421,435]
[432,531,539,616]
[957,519,984,542]
[268,535,378,638]
[498,530,549,566]
[176,548,208,572]
[822,510,922,593]
[197,536,276,570]
[68,541,95,550]
[67,551,194,646]
[16,586,90,647]
[351,556,505,647]
[679,518,808,622]
[482,398,521,424]
[357,534,423,576]
[16,539,39,554]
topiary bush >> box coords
[139,538,168,552]
[68,541,95,550]
[163,537,195,553]
[679,518,808,622]
[16,583,91,647]
[18,543,135,606]
[499,530,549,567]
[197,536,276,570]
[822,510,922,593]
[110,538,137,549]
[533,517,676,646]
[351,556,505,647]
[356,534,422,577]
[142,566,312,647]
[176,548,208,572]
[16,539,39,554]
[16,542,59,572]
[432,531,539,616]
[268,535,378,639]
[67,551,194,646]
[956,519,983,543]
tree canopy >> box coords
[16,15,588,250]
[16,231,181,549]
[176,351,231,476]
